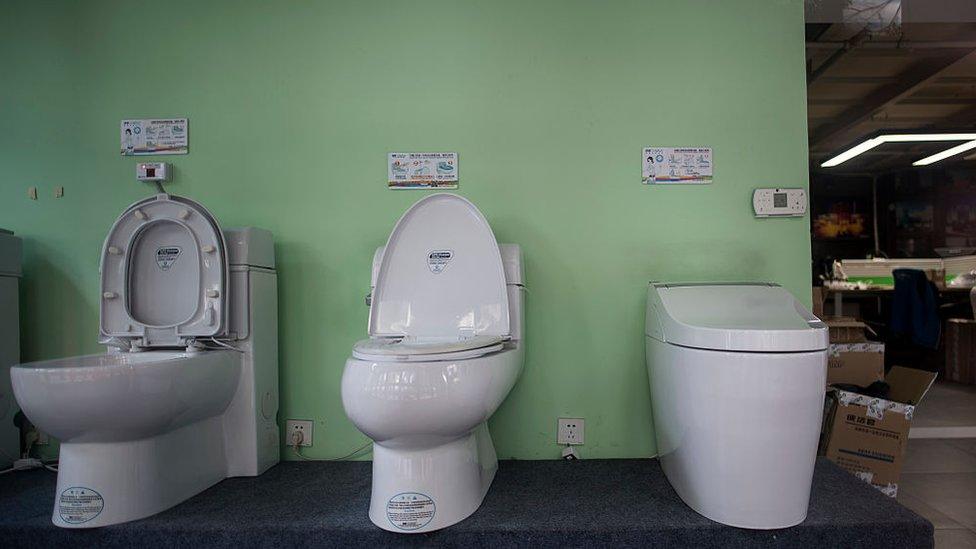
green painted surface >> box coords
[0,0,811,460]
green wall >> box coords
[0,0,811,460]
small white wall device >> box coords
[752,188,806,217]
[136,162,171,182]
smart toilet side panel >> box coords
[652,343,827,529]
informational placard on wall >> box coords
[120,118,188,156]
[388,152,458,189]
[642,147,712,184]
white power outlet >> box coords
[557,418,584,445]
[285,419,313,447]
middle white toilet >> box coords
[342,193,525,533]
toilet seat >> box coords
[99,194,228,347]
[368,193,511,340]
[352,334,506,362]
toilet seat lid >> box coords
[369,194,510,339]
[646,282,829,352]
[100,194,228,347]
[352,334,505,361]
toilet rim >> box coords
[10,350,234,373]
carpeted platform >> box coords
[0,458,932,548]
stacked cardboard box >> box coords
[825,317,884,387]
[946,319,976,385]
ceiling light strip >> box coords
[913,140,976,166]
[821,133,976,168]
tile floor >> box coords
[899,438,976,548]
[898,380,976,548]
[912,383,976,439]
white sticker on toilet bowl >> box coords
[387,492,435,530]
[58,487,104,524]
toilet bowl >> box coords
[11,195,280,528]
[342,193,525,533]
[645,282,828,529]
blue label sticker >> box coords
[387,492,436,530]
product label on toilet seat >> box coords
[58,487,104,524]
[427,250,453,274]
[156,246,182,271]
[387,492,435,530]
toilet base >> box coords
[368,422,498,533]
[52,416,228,528]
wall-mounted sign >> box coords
[642,147,712,185]
[388,152,458,189]
[121,118,188,156]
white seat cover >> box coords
[647,282,829,352]
[100,194,228,347]
[369,193,510,339]
[353,334,505,359]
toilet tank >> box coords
[224,227,275,340]
[370,243,525,340]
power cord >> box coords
[289,429,372,461]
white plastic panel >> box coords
[369,194,510,338]
[100,194,228,347]
[646,282,828,352]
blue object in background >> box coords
[891,268,941,349]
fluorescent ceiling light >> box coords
[913,140,976,166]
[821,133,976,168]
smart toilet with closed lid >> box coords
[645,282,828,529]
[11,194,279,528]
[100,194,228,348]
[342,193,525,533]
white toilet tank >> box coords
[645,282,828,529]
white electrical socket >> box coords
[557,418,584,445]
[285,419,313,447]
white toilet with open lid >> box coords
[645,282,828,529]
[12,193,280,528]
[342,193,525,533]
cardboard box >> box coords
[827,342,885,387]
[822,366,937,497]
[825,316,872,344]
[946,319,976,385]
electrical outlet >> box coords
[285,419,313,447]
[557,418,584,445]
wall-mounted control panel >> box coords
[752,188,806,218]
[136,162,171,182]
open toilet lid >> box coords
[100,194,228,347]
[369,193,510,339]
